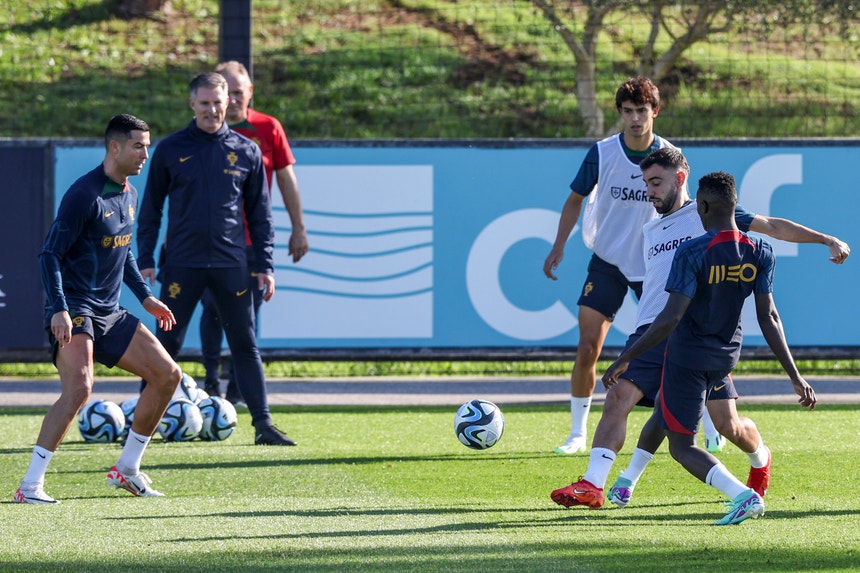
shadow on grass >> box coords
[0,541,857,573]
[98,501,857,531]
[1,2,115,36]
[47,450,555,477]
[63,509,860,572]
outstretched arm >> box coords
[749,215,850,264]
[754,292,816,410]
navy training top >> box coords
[39,164,152,324]
[665,229,775,372]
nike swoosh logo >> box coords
[714,384,727,392]
[135,437,147,444]
[236,289,248,296]
[630,174,643,179]
[601,454,613,460]
[573,489,589,495]
[36,452,46,459]
[662,223,675,230]
[105,211,115,218]
[179,156,193,163]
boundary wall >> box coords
[1,138,857,362]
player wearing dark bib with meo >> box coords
[601,171,818,525]
[550,148,849,512]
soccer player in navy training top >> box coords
[14,114,183,504]
[136,72,296,446]
[601,171,817,525]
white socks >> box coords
[22,445,54,487]
[705,463,749,500]
[618,447,654,485]
[702,407,720,439]
[569,396,592,439]
[116,430,151,476]
[747,439,769,468]
[583,447,615,489]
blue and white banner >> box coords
[53,141,859,351]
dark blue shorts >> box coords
[621,325,738,408]
[48,309,140,368]
[656,360,738,435]
[619,325,668,408]
[577,255,642,321]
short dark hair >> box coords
[697,171,738,209]
[104,114,149,149]
[189,72,228,96]
[615,76,661,111]
[640,147,689,175]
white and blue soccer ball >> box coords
[119,396,139,442]
[157,398,203,441]
[197,396,238,441]
[193,388,210,404]
[172,373,207,405]
[454,399,505,450]
[78,399,125,443]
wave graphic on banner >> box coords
[261,164,434,340]
[274,210,433,298]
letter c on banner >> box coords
[466,208,577,340]
[737,154,804,338]
[739,154,802,257]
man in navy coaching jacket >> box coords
[137,72,296,446]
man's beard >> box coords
[654,184,679,215]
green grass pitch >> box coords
[0,404,857,572]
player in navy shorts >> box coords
[602,171,817,525]
[549,148,848,513]
[543,77,673,454]
[14,115,183,504]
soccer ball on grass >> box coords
[78,399,125,443]
[454,399,504,450]
[172,373,208,404]
[197,396,238,441]
[158,398,203,441]
[119,396,139,442]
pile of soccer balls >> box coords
[77,374,238,443]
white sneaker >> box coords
[13,485,59,505]
[554,435,587,454]
[705,433,726,453]
[107,465,164,497]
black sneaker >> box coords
[255,424,297,446]
[204,378,221,398]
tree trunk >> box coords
[530,0,612,137]
[574,59,603,137]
